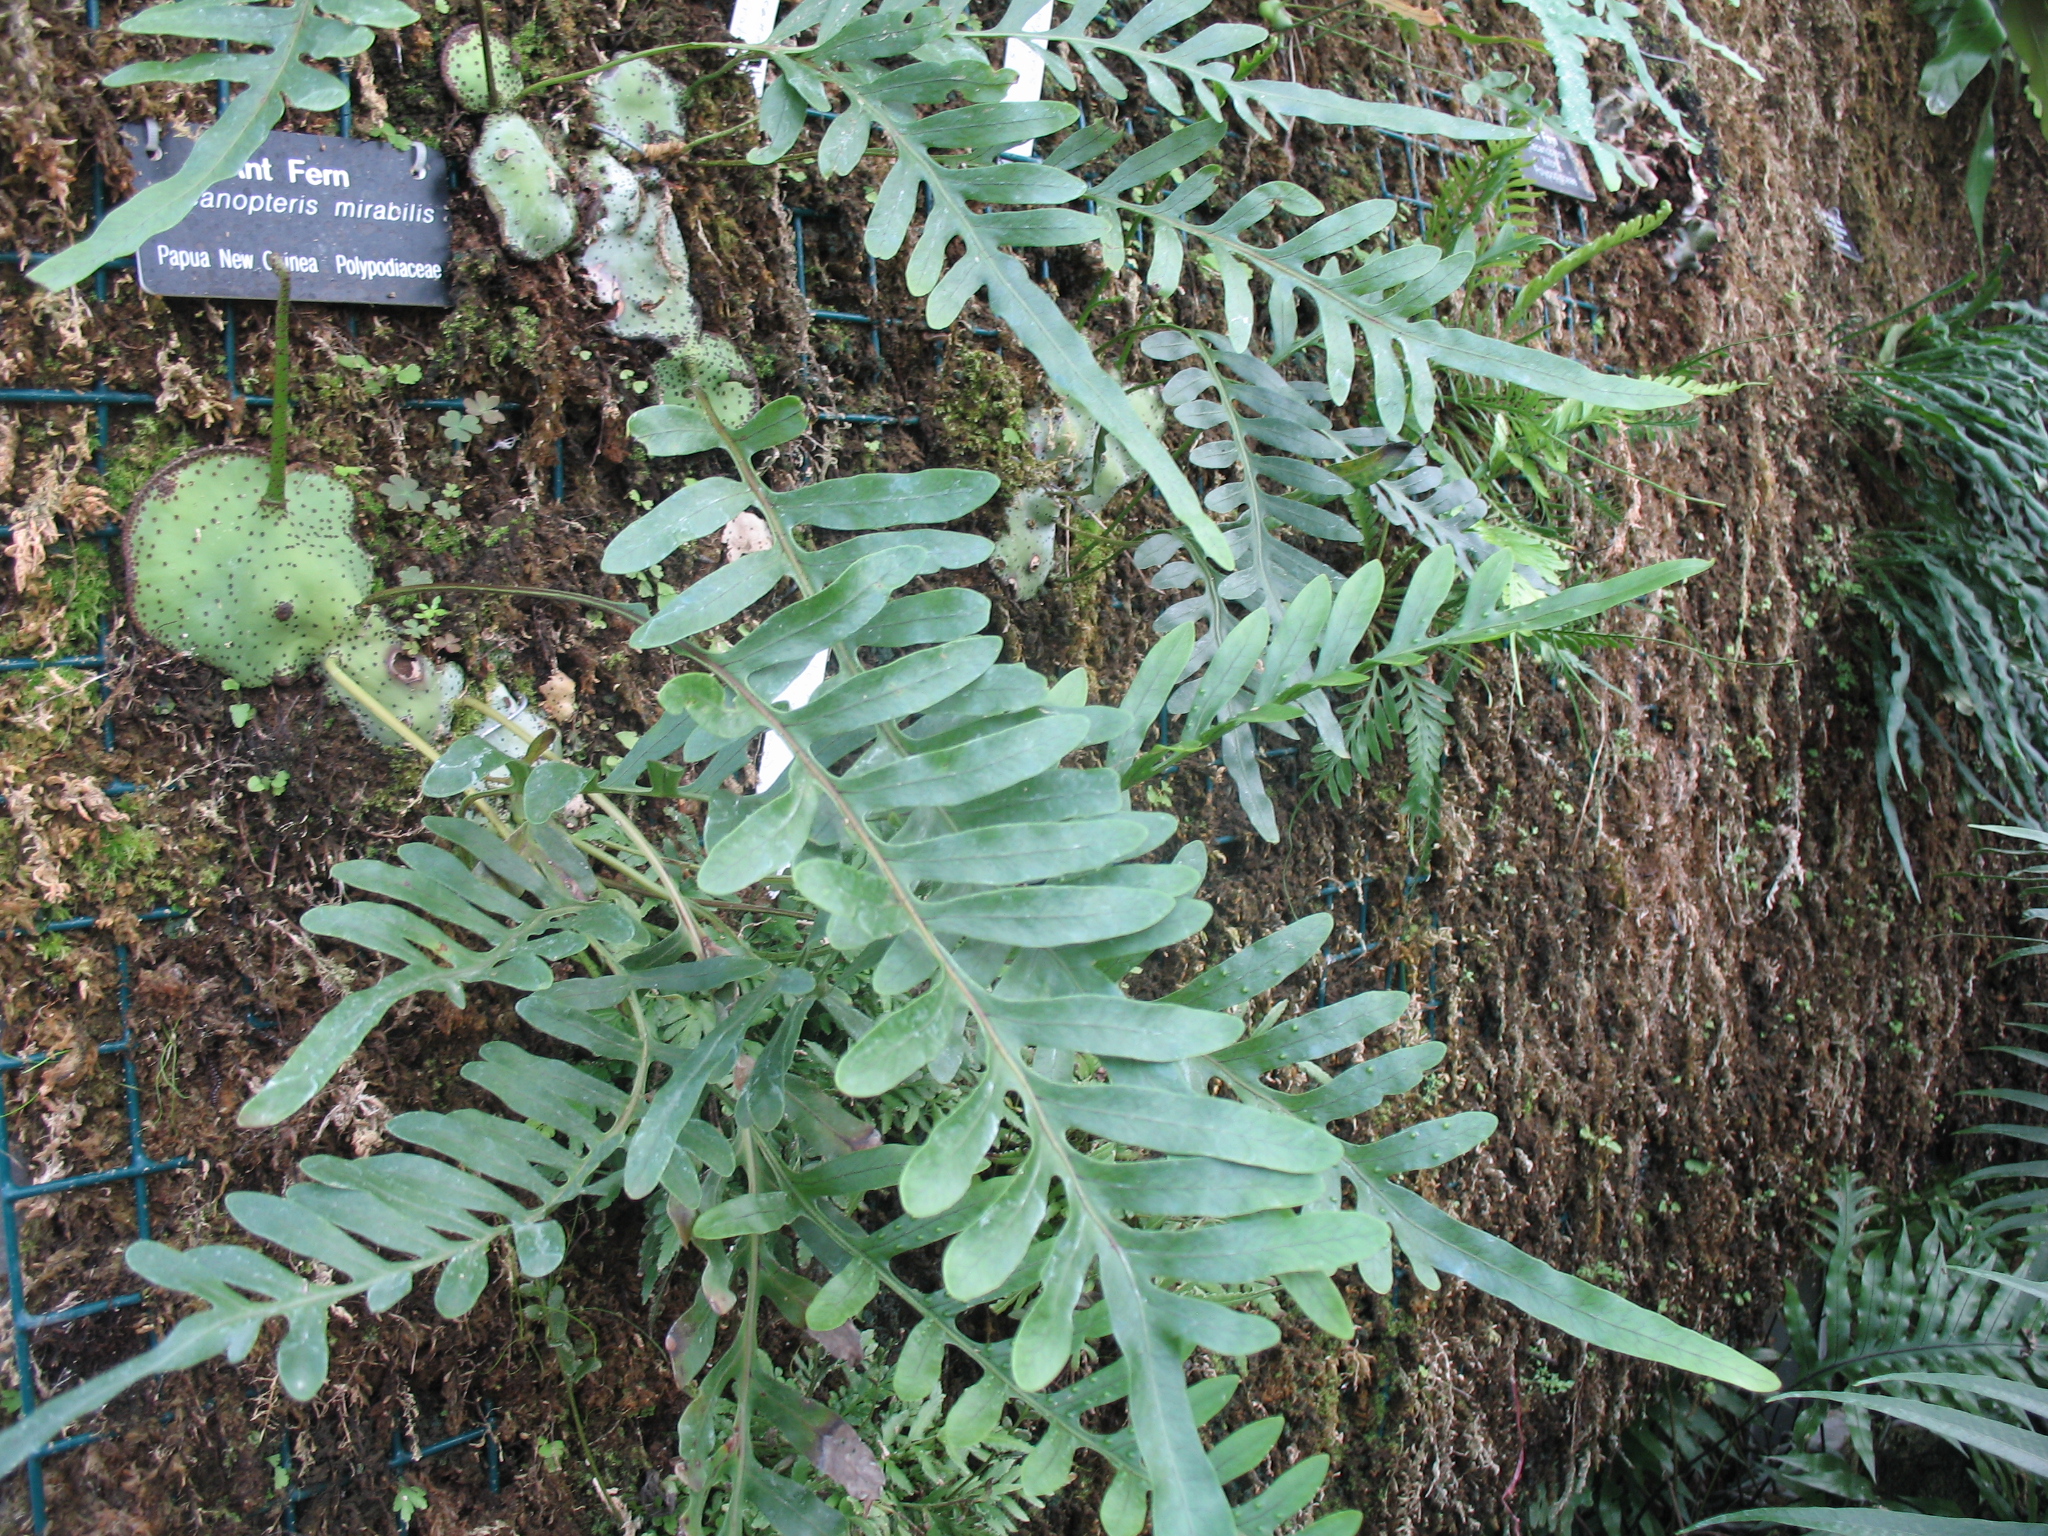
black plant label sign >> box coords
[121,125,453,307]
[1520,129,1596,202]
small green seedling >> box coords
[229,702,255,729]
[535,1437,567,1472]
[392,1483,430,1520]
[380,474,430,512]
[246,770,289,796]
[334,355,423,394]
[398,596,450,640]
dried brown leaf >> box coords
[813,1418,883,1511]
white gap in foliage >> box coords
[1003,2,1056,156]
[756,649,831,793]
[731,1,1052,796]
[476,683,550,785]
[729,0,777,94]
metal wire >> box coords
[1314,876,1452,1034]
[275,1404,501,1532]
[0,928,191,1530]
[0,9,507,1523]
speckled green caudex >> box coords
[579,149,701,343]
[471,112,575,262]
[439,23,523,113]
[126,450,458,741]
[1029,385,1166,518]
[991,489,1061,600]
[576,137,753,420]
[127,450,372,684]
[435,47,752,422]
[588,56,686,151]
[652,336,755,425]
[992,388,1165,599]
[323,612,464,745]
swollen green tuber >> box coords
[471,113,576,262]
[126,449,372,685]
[440,23,522,113]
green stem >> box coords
[361,581,646,625]
[560,1359,595,1467]
[263,254,292,511]
[523,40,736,96]
[451,691,717,956]
[472,0,501,112]
[727,1130,765,1536]
[320,657,518,841]
[454,692,537,740]
[678,60,746,112]
[672,117,753,155]
[590,789,712,957]
[322,654,440,762]
[758,1142,1142,1476]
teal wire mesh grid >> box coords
[0,6,515,1526]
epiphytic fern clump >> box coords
[0,383,1766,1536]
[23,2,1777,1528]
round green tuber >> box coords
[323,613,462,747]
[126,448,373,685]
[472,112,576,262]
[440,24,523,112]
[991,490,1062,601]
[589,56,687,152]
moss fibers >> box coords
[926,345,1037,487]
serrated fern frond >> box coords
[1852,297,2048,880]
[1115,329,1701,843]
[1578,889,2048,1531]
[1,388,1754,1536]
